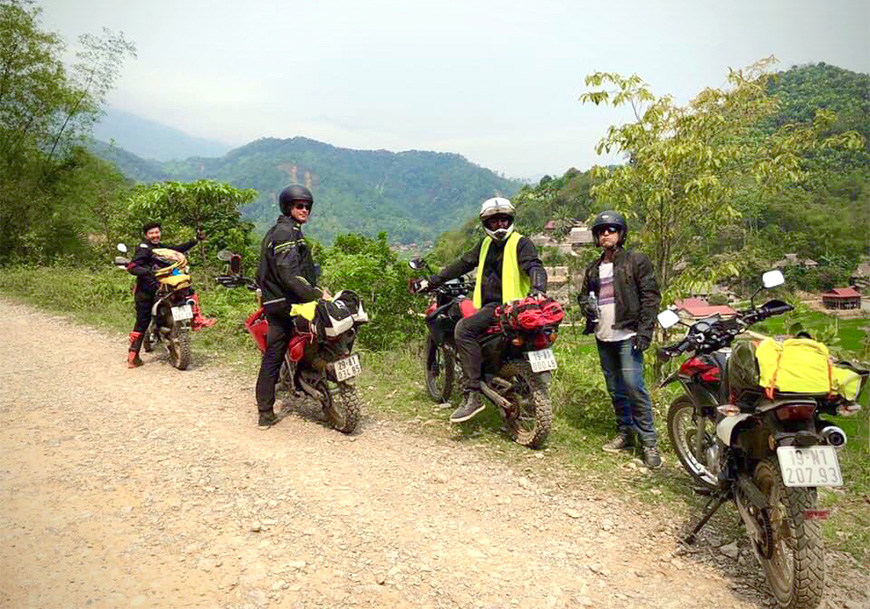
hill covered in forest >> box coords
[93,136,522,244]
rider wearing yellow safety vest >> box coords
[413,197,547,423]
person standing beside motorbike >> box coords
[579,210,663,469]
[411,197,547,424]
[126,222,203,368]
[255,184,330,429]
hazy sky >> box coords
[39,0,870,178]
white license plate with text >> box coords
[172,304,193,321]
[777,446,843,487]
[334,353,362,382]
[527,348,557,372]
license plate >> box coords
[527,348,557,372]
[334,353,362,382]
[172,304,193,321]
[777,446,843,487]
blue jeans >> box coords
[596,339,657,447]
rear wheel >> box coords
[499,361,551,449]
[754,457,824,609]
[667,395,718,489]
[166,323,191,370]
[424,336,455,403]
[319,380,361,434]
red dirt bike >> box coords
[114,243,213,370]
[216,251,364,434]
[408,257,563,448]
[657,270,867,609]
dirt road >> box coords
[1,299,866,609]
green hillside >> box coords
[95,136,522,244]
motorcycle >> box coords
[657,270,867,609]
[408,257,563,449]
[215,251,364,434]
[115,243,211,370]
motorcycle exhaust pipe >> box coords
[820,425,847,448]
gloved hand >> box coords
[582,299,598,323]
[409,277,430,294]
[528,290,547,300]
[632,335,651,352]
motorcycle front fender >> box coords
[716,414,753,446]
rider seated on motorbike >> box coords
[411,197,547,424]
[126,222,204,368]
[255,184,332,429]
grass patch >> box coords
[1,263,868,565]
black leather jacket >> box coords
[431,234,547,307]
[257,216,322,314]
[578,247,661,342]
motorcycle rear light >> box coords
[511,337,524,347]
[774,404,816,421]
[533,334,549,350]
[717,404,740,417]
[549,332,558,344]
[804,509,829,521]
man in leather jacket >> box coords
[126,222,201,368]
[578,210,662,468]
[412,197,547,424]
[255,184,329,428]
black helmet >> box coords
[278,184,314,216]
[590,210,628,246]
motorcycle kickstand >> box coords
[683,491,729,545]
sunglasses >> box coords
[599,225,621,235]
[292,202,312,211]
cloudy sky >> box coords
[39,0,870,179]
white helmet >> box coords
[479,197,516,241]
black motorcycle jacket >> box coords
[257,215,322,314]
[578,247,661,342]
[430,235,547,307]
[128,239,196,295]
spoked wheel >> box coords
[667,396,718,489]
[318,380,361,434]
[753,457,824,609]
[166,323,191,370]
[424,336,455,403]
[499,361,551,449]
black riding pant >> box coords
[454,302,499,393]
[133,290,156,334]
[255,313,296,413]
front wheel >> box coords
[424,336,455,403]
[499,361,552,449]
[753,457,825,609]
[667,395,718,489]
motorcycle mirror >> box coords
[762,270,785,289]
[657,309,681,330]
[230,254,241,275]
[216,249,233,262]
[408,257,424,270]
[116,243,128,254]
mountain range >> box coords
[91,116,521,244]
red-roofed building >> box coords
[674,297,738,320]
[822,287,861,310]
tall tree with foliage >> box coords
[579,57,864,298]
[0,0,135,262]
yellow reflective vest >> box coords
[472,232,531,308]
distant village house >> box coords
[821,287,862,310]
